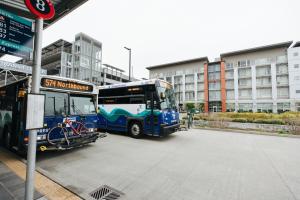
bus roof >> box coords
[98,79,171,90]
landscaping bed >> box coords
[184,112,300,134]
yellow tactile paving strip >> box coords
[0,149,81,200]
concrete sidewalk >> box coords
[0,148,81,200]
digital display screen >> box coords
[41,78,93,92]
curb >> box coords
[194,126,300,138]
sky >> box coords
[3,0,300,79]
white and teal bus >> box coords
[98,79,180,138]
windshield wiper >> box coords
[71,99,83,115]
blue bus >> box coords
[98,79,180,138]
[0,76,103,154]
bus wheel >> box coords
[129,122,143,138]
[4,128,12,150]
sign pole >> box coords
[25,17,43,200]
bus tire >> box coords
[129,121,143,138]
[3,127,12,150]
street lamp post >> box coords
[124,47,131,81]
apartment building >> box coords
[147,41,300,113]
[147,57,208,108]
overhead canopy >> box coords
[0,0,89,28]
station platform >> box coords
[0,148,81,200]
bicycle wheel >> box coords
[47,126,69,146]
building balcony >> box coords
[256,84,272,88]
[185,88,195,92]
[276,56,288,64]
[256,73,271,78]
[226,76,234,80]
[185,81,195,84]
[238,84,252,89]
[255,58,272,66]
[237,65,251,69]
[278,95,289,99]
[239,96,252,100]
[277,82,289,87]
[238,75,252,79]
[225,67,234,71]
[276,71,289,76]
[257,96,272,100]
[226,87,234,90]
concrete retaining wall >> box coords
[194,120,300,134]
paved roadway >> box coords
[36,129,300,200]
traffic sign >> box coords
[24,0,55,20]
[0,8,33,58]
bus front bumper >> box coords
[160,123,180,136]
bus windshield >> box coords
[157,86,176,110]
[42,91,96,116]
[70,95,96,115]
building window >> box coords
[277,103,290,114]
[238,103,252,112]
[166,77,172,83]
[237,60,250,68]
[226,90,234,100]
[296,90,300,94]
[257,88,272,99]
[239,89,252,99]
[226,103,235,112]
[296,103,300,112]
[278,88,289,98]
[295,64,299,69]
[257,103,273,113]
[197,92,204,100]
[185,92,195,101]
[226,63,234,69]
[209,102,222,112]
[294,52,299,57]
[295,76,300,81]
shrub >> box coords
[253,119,285,125]
[185,103,195,111]
[232,118,248,123]
[193,116,200,120]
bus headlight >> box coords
[37,134,47,141]
[88,128,95,133]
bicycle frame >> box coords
[64,118,85,135]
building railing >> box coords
[256,83,272,88]
[255,58,272,66]
[276,56,288,64]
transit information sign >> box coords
[0,8,33,58]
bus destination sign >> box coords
[41,78,93,92]
[0,8,33,58]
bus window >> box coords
[43,91,68,116]
[70,95,96,115]
[130,97,144,104]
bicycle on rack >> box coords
[46,116,94,146]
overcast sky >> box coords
[3,0,300,79]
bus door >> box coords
[145,91,156,135]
